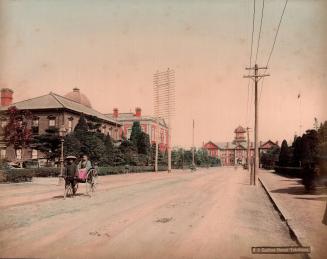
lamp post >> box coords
[58,125,67,185]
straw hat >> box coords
[65,155,77,160]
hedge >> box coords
[0,164,221,183]
[274,166,303,177]
[0,167,61,183]
[0,166,167,183]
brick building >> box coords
[106,108,168,152]
[0,88,121,162]
[203,125,279,166]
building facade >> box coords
[203,125,279,166]
[106,107,169,152]
[0,88,121,162]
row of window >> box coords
[0,149,38,160]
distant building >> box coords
[106,108,168,152]
[0,88,121,162]
[203,125,279,166]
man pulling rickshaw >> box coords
[63,155,98,198]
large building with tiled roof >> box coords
[203,126,279,166]
[0,88,121,162]
[106,107,168,152]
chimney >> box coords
[1,88,13,106]
[113,108,119,118]
[275,140,279,146]
[135,107,141,117]
[73,87,80,93]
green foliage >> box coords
[30,127,61,161]
[130,121,142,146]
[74,114,88,134]
[3,106,32,148]
[119,139,139,165]
[318,121,327,143]
[260,146,280,169]
[137,132,151,155]
[278,140,290,166]
[63,133,82,157]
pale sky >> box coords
[0,0,326,147]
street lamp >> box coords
[58,125,67,184]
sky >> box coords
[0,0,326,148]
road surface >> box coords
[0,167,303,259]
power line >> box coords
[259,0,289,103]
[246,0,256,126]
[255,0,265,64]
[265,0,289,67]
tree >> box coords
[261,146,280,169]
[119,139,139,165]
[137,132,151,155]
[130,121,142,146]
[3,106,32,149]
[74,114,88,135]
[292,136,303,167]
[102,134,115,165]
[30,127,61,161]
[72,116,107,165]
[318,121,327,143]
[278,140,290,167]
[63,133,81,157]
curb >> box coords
[258,177,311,259]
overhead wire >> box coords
[245,0,256,127]
[259,0,289,103]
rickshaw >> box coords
[64,166,98,198]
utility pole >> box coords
[246,127,251,172]
[153,68,175,173]
[244,64,269,186]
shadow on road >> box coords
[295,197,327,202]
[52,193,90,199]
[271,186,308,195]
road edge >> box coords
[258,177,311,259]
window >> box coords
[102,126,107,134]
[48,116,56,127]
[0,149,6,159]
[32,118,39,127]
[32,118,39,134]
[160,131,164,143]
[68,119,73,133]
[151,127,156,141]
[32,149,38,159]
[1,119,7,128]
[49,119,55,127]
[16,149,22,160]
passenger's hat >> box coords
[65,155,77,160]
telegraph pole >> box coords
[246,127,251,172]
[244,64,269,186]
[153,68,175,173]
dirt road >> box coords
[0,167,303,259]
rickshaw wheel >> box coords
[86,168,98,195]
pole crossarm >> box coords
[243,74,270,78]
[245,66,268,70]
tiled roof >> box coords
[207,140,277,150]
[0,92,120,125]
[213,142,248,150]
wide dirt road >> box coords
[0,167,302,259]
